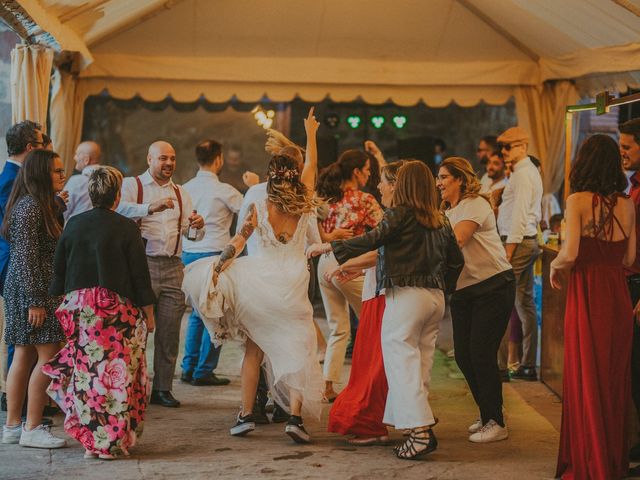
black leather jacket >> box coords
[332,205,464,294]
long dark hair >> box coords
[570,134,627,196]
[2,150,63,239]
[317,149,369,202]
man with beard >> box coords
[118,141,205,407]
[480,151,507,194]
[477,135,498,189]
[619,118,640,467]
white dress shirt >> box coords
[479,172,507,194]
[118,169,204,257]
[238,182,321,256]
[497,157,543,244]
[182,170,243,253]
[63,164,101,221]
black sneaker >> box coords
[230,412,255,436]
[271,403,290,423]
[180,371,193,383]
[285,415,310,444]
[511,366,538,381]
[252,403,270,425]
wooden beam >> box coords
[611,0,640,17]
[456,0,540,62]
[15,0,93,67]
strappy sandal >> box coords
[402,416,439,436]
[394,428,438,460]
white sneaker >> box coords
[2,424,22,444]
[468,420,508,443]
[467,418,482,434]
[19,424,66,449]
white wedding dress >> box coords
[182,199,323,418]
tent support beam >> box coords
[456,0,540,62]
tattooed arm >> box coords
[212,204,258,284]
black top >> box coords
[332,205,464,294]
[50,207,156,307]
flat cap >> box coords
[497,126,530,144]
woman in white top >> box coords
[436,157,516,443]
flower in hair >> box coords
[269,167,299,181]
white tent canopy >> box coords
[5,0,640,190]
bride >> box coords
[182,108,323,444]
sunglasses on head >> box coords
[498,142,522,152]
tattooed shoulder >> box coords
[239,204,257,239]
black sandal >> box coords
[394,428,437,460]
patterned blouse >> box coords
[321,188,383,236]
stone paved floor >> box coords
[0,314,564,480]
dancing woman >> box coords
[182,108,323,444]
[323,160,404,445]
[308,160,464,459]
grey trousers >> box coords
[148,256,186,392]
[508,238,540,368]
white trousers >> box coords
[382,286,444,429]
[318,253,363,383]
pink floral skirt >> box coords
[43,287,149,456]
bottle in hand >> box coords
[187,210,198,241]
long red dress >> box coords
[556,194,633,480]
[328,295,388,437]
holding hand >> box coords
[324,265,363,284]
[550,266,563,290]
[329,227,355,241]
[306,242,332,258]
[189,212,204,230]
[364,140,382,158]
[58,190,69,205]
[149,197,174,214]
[28,306,46,328]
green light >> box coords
[392,115,407,129]
[371,115,385,129]
[347,115,362,129]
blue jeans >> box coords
[181,251,222,379]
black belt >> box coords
[500,235,537,242]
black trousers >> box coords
[450,270,516,426]
[627,275,640,428]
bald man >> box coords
[117,141,205,407]
[63,141,103,220]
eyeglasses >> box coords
[498,142,523,152]
[52,168,66,177]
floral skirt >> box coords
[42,287,149,456]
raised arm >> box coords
[301,107,319,193]
[212,203,258,285]
[364,140,387,170]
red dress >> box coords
[556,194,632,480]
[328,295,388,437]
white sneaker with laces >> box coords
[2,424,22,444]
[19,424,66,449]
[467,418,482,434]
[468,420,508,443]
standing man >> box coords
[496,127,543,381]
[180,140,241,387]
[620,118,640,463]
[118,141,205,407]
[0,121,44,410]
[480,151,507,194]
[477,135,498,188]
[219,145,251,194]
[63,141,102,221]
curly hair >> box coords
[267,155,322,216]
[439,156,490,209]
[570,134,627,196]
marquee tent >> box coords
[2,0,640,192]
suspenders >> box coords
[136,176,183,256]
